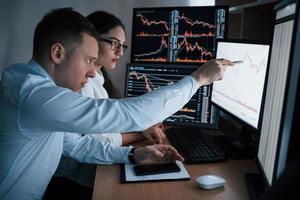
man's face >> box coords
[54,33,98,92]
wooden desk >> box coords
[92,159,257,200]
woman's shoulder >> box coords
[93,71,105,86]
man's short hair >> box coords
[33,8,98,59]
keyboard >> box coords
[166,127,227,163]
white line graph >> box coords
[212,42,270,128]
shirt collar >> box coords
[28,59,56,85]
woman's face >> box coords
[96,26,126,71]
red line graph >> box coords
[179,31,214,37]
[136,13,215,31]
[130,71,174,92]
[134,13,215,62]
[178,14,215,29]
[130,71,154,92]
[134,35,212,60]
[134,36,168,58]
[136,13,170,31]
[134,57,167,62]
[136,32,169,37]
[134,57,208,63]
[176,57,209,63]
[177,37,213,57]
[136,31,214,38]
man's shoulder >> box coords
[1,63,28,86]
[4,62,28,72]
[2,61,49,83]
[2,62,30,78]
[1,61,53,101]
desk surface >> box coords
[92,158,257,200]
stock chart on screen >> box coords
[125,63,218,127]
[131,6,227,64]
[212,40,270,128]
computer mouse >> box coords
[196,175,225,190]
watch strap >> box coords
[128,147,137,164]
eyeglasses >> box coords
[99,38,128,53]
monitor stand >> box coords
[230,126,258,159]
[227,140,255,159]
[214,126,258,159]
[245,173,268,200]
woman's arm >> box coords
[121,123,166,145]
[121,132,146,145]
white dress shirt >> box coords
[0,59,198,199]
[54,71,123,188]
[81,71,122,146]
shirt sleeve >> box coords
[19,76,198,135]
[91,133,123,146]
[62,132,131,164]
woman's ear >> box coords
[50,43,65,64]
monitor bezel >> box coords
[130,5,229,64]
[209,39,273,197]
[210,38,271,131]
[124,62,219,129]
[255,0,300,187]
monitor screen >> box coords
[211,40,270,129]
[131,6,228,64]
[124,63,218,128]
[258,1,298,185]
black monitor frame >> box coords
[246,0,300,199]
[130,6,228,64]
[256,0,300,186]
[211,38,271,131]
[123,62,219,129]
[209,39,271,162]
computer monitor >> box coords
[211,39,270,130]
[210,39,270,162]
[257,0,300,188]
[131,6,228,64]
[212,1,300,199]
[124,63,218,128]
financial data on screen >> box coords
[125,63,218,127]
[131,6,227,64]
[211,41,270,128]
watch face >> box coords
[130,147,135,154]
[128,147,137,164]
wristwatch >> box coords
[128,147,137,164]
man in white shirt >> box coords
[0,8,232,200]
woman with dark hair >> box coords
[82,11,166,146]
